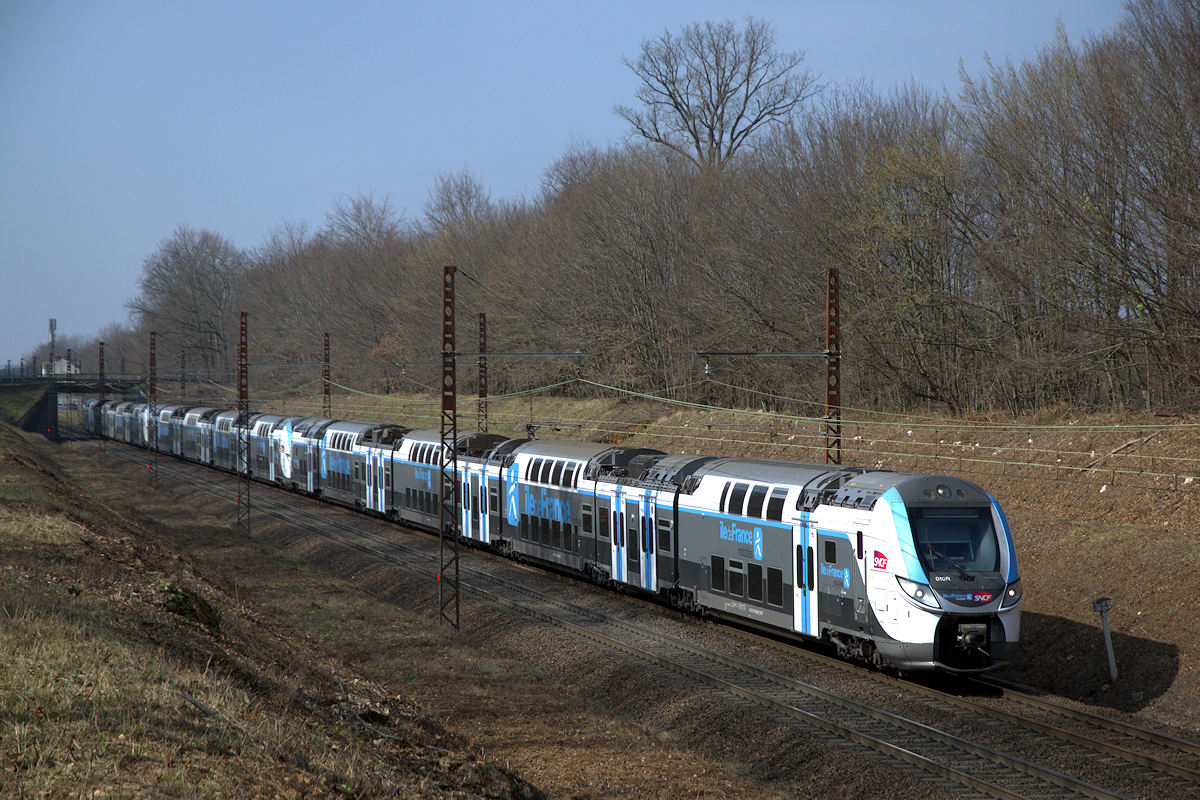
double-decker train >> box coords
[83,397,1020,672]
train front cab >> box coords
[867,479,1021,672]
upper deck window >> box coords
[766,487,788,521]
[727,483,749,516]
[747,485,768,518]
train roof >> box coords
[401,429,511,456]
[508,439,617,463]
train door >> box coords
[484,470,499,543]
[366,449,386,513]
[469,472,482,542]
[375,450,387,511]
[268,427,277,483]
[854,529,869,629]
[640,494,657,589]
[595,496,612,578]
[364,449,375,511]
[621,494,654,589]
[792,522,817,636]
[316,438,326,495]
[609,489,624,582]
[623,499,638,586]
[656,495,678,588]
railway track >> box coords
[67,429,1200,799]
[705,614,1200,796]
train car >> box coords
[287,417,337,495]
[180,408,221,464]
[155,405,188,456]
[247,414,288,482]
[582,456,1020,672]
[504,439,594,570]
[211,410,260,472]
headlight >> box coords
[897,576,941,610]
[1000,579,1022,609]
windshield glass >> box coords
[909,507,1000,574]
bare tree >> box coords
[127,226,247,373]
[616,17,820,172]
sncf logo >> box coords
[872,551,888,570]
[974,592,994,603]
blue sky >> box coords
[0,0,1127,366]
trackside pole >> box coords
[323,332,331,419]
[439,266,461,629]
[1092,597,1118,682]
[236,312,251,534]
[149,331,158,487]
[825,267,841,465]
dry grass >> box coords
[0,420,543,799]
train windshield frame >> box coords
[909,506,1000,574]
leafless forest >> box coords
[35,2,1200,414]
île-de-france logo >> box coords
[753,528,763,560]
[506,463,520,525]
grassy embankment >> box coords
[0,386,542,798]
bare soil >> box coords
[4,393,1200,797]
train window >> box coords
[541,517,551,546]
[728,560,745,597]
[562,464,576,487]
[796,546,804,586]
[353,462,361,481]
[385,466,392,489]
[748,563,763,602]
[598,508,610,539]
[711,556,726,592]
[766,488,787,521]
[909,507,1000,573]
[551,461,564,486]
[767,568,783,606]
[552,520,562,549]
[657,519,672,552]
[747,485,767,518]
[520,514,530,540]
[807,546,815,590]
[540,460,554,485]
[825,540,837,564]
[582,504,593,534]
[728,483,749,516]
[405,488,412,509]
[719,482,731,513]
[489,487,499,513]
